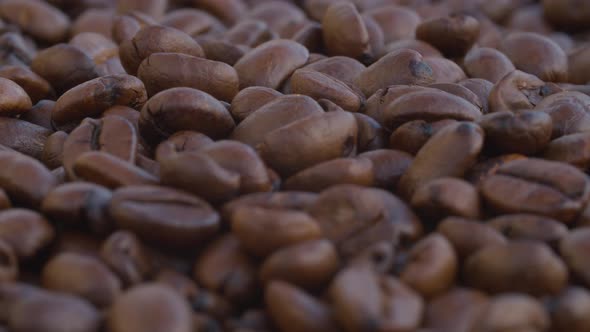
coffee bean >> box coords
[116,0,168,19]
[424,288,489,332]
[488,214,568,246]
[437,217,507,260]
[290,69,364,112]
[0,209,54,259]
[100,230,152,286]
[364,6,421,45]
[155,131,213,162]
[549,287,590,332]
[161,8,225,38]
[0,240,17,282]
[112,12,157,44]
[463,47,516,83]
[424,56,467,84]
[489,70,552,112]
[544,132,590,168]
[229,87,283,122]
[221,191,318,222]
[474,294,549,332]
[389,119,457,155]
[283,157,374,192]
[535,91,590,138]
[0,66,51,104]
[416,14,480,58]
[0,0,70,44]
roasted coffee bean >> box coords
[357,149,413,189]
[198,38,248,66]
[41,252,121,307]
[0,78,32,117]
[428,83,483,110]
[416,14,480,58]
[437,217,507,260]
[52,74,147,132]
[0,240,17,282]
[535,91,590,138]
[154,131,213,162]
[463,47,516,84]
[560,228,590,287]
[411,178,481,221]
[381,39,442,58]
[322,2,370,61]
[112,12,157,44]
[70,8,115,39]
[423,288,489,332]
[108,283,193,332]
[475,294,549,332]
[389,119,457,155]
[543,132,590,168]
[464,241,568,295]
[229,87,283,122]
[0,0,70,45]
[0,66,51,104]
[139,87,235,145]
[161,8,225,38]
[364,6,421,45]
[0,209,54,260]
[459,78,494,114]
[489,70,552,113]
[100,231,152,286]
[290,69,364,112]
[116,0,168,19]
[424,56,467,84]
[479,158,590,223]
[21,99,55,130]
[110,185,219,249]
[487,214,568,246]
[0,118,51,160]
[221,191,318,221]
[0,152,57,208]
[549,287,590,332]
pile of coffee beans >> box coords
[0,0,589,331]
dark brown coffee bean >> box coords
[283,157,374,192]
[479,110,553,155]
[110,185,219,249]
[357,50,434,97]
[0,66,51,104]
[0,152,56,208]
[329,265,424,332]
[62,116,138,179]
[154,131,213,162]
[138,52,239,102]
[20,99,54,130]
[41,252,121,307]
[31,44,99,96]
[353,112,388,152]
[389,119,457,155]
[193,234,258,304]
[290,69,364,112]
[69,32,126,77]
[474,294,549,332]
[234,39,309,90]
[116,0,168,19]
[463,47,516,84]
[560,228,590,287]
[229,87,283,122]
[109,283,193,332]
[221,191,318,222]
[9,290,101,332]
[543,132,590,169]
[52,74,147,132]
[357,149,413,189]
[41,182,112,234]
[384,89,481,131]
[308,185,422,258]
[364,5,421,44]
[487,214,568,246]
[100,230,152,286]
[259,111,358,177]
[437,217,507,260]
[479,158,590,223]
[362,85,429,125]
[231,94,323,148]
[0,118,51,160]
[0,78,32,117]
[139,87,235,145]
[231,206,321,257]
[0,32,36,67]
[424,288,489,332]
[198,38,248,66]
[265,281,339,332]
[411,177,481,221]
[464,241,567,295]
[0,0,70,44]
[416,14,480,58]
[0,209,54,259]
[322,2,369,61]
[535,91,590,138]
[550,287,590,332]
[0,240,16,282]
[399,122,484,199]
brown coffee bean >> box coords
[52,74,147,132]
[0,117,51,160]
[487,214,568,246]
[231,94,323,148]
[424,288,489,332]
[20,99,54,130]
[221,191,318,222]
[0,0,70,44]
[544,132,590,168]
[9,290,101,332]
[560,228,590,287]
[428,83,483,110]
[154,268,198,301]
[0,32,35,67]
[389,119,457,155]
[234,39,309,90]
[73,151,157,189]
[437,217,507,260]
[364,6,420,45]
[329,265,424,332]
[231,206,321,257]
[154,131,213,162]
[321,2,369,61]
[161,9,225,38]
[116,0,168,19]
[464,241,567,295]
[139,87,235,145]
[0,151,57,208]
[109,283,193,332]
[398,122,484,199]
[31,44,99,96]
[412,177,481,221]
[41,252,121,307]
[193,234,258,304]
[63,116,138,179]
[229,87,283,122]
[192,0,247,25]
[0,240,16,282]
[138,52,239,102]
[308,185,422,258]
[112,12,157,44]
[0,209,54,259]
[362,85,427,125]
[303,56,365,90]
[71,8,115,39]
[223,19,275,47]
[353,113,388,152]
[41,182,112,234]
[0,78,32,117]
[357,149,412,189]
[100,231,152,286]
[357,50,434,97]
[0,66,51,104]
[465,153,527,184]
[463,47,516,83]
[475,294,549,332]
[290,69,364,112]
[416,14,480,58]
[265,281,339,332]
[550,287,590,332]
[198,38,248,66]
[283,157,374,192]
[260,239,339,290]
[459,78,494,114]
[501,32,568,82]
[535,91,590,138]
[69,32,126,77]
[479,110,553,155]
[289,21,324,53]
[398,234,457,298]
[567,46,590,85]
[381,39,442,60]
[479,158,590,223]
[160,152,240,203]
[383,90,482,131]
[259,110,358,176]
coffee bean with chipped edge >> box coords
[234,39,309,90]
[416,14,480,58]
[0,208,54,260]
[52,74,147,132]
[487,214,567,246]
[229,87,283,122]
[463,47,516,84]
[437,217,507,260]
[110,185,219,249]
[100,230,152,286]
[398,122,484,199]
[0,66,51,104]
[479,158,590,223]
[0,0,70,44]
[139,87,235,145]
[464,241,568,295]
[424,288,489,332]
[193,234,258,304]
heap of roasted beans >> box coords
[0,0,588,331]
